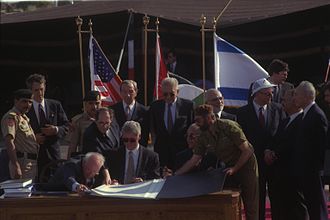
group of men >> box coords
[1,58,329,220]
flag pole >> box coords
[200,15,217,102]
[324,58,330,82]
[76,16,86,99]
[116,10,134,74]
[143,15,150,106]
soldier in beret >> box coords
[1,89,39,181]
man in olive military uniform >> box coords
[175,104,259,220]
[1,89,39,180]
[67,91,102,158]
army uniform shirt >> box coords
[69,112,94,152]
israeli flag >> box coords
[214,33,269,107]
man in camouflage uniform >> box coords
[1,89,39,181]
[67,91,101,158]
[175,104,259,220]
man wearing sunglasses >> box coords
[150,77,194,170]
[106,121,160,184]
[237,78,283,220]
[205,88,236,121]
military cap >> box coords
[13,89,32,100]
[83,90,101,101]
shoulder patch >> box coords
[6,118,15,127]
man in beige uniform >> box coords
[1,89,39,180]
[67,91,101,158]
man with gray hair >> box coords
[150,77,194,170]
[205,88,236,121]
[106,121,160,184]
[292,81,328,220]
[49,152,108,193]
[110,80,149,146]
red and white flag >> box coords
[89,35,122,106]
[154,33,168,100]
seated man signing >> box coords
[107,121,160,184]
[49,152,111,194]
[175,104,259,220]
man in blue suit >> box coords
[149,77,194,170]
[26,74,69,181]
[292,81,328,220]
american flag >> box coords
[89,35,122,106]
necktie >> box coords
[125,151,135,184]
[126,106,131,120]
[38,104,47,127]
[273,86,279,102]
[259,107,265,128]
[167,103,173,133]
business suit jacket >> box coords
[27,98,69,160]
[49,157,103,191]
[221,111,237,121]
[82,121,120,156]
[237,102,283,161]
[111,101,149,146]
[292,103,328,220]
[293,104,328,175]
[149,97,194,169]
[106,146,160,184]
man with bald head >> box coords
[205,88,236,121]
[292,81,328,220]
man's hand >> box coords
[131,177,143,183]
[11,162,22,179]
[162,166,173,178]
[35,133,46,144]
[76,184,90,195]
[264,150,277,165]
[224,167,236,176]
[41,124,57,136]
[103,169,112,185]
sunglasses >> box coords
[122,138,137,143]
[163,92,175,97]
[210,96,223,102]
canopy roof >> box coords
[1,0,329,27]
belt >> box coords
[16,151,37,160]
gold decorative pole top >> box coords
[200,14,206,28]
[155,17,159,33]
[143,14,150,27]
[88,19,93,34]
[75,16,83,27]
[212,17,217,32]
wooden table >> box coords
[0,190,241,220]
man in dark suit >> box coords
[237,78,283,220]
[205,88,236,121]
[166,49,189,78]
[83,108,120,156]
[110,80,149,146]
[265,89,305,220]
[49,152,108,193]
[25,74,69,181]
[107,121,160,184]
[149,77,194,170]
[292,81,328,220]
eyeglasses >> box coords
[122,138,137,143]
[185,133,198,139]
[259,91,273,97]
[209,96,223,102]
[163,92,175,97]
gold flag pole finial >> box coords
[155,17,159,33]
[88,19,93,34]
[200,14,206,97]
[76,16,85,100]
[143,14,150,106]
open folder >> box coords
[91,168,227,199]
